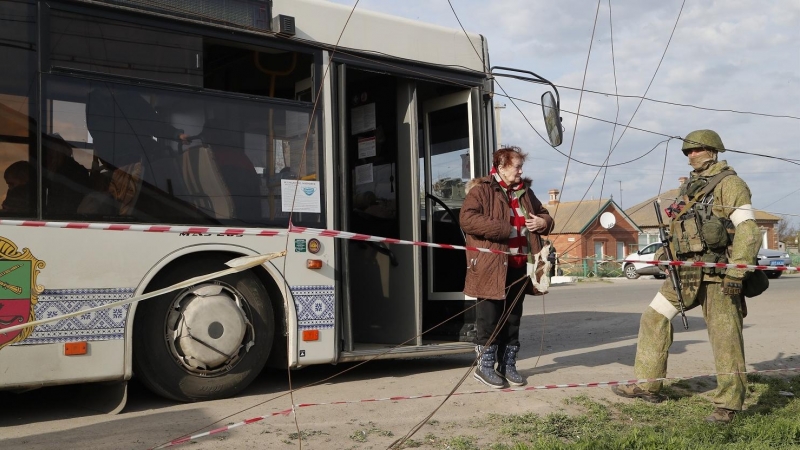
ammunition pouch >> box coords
[701,215,731,250]
[672,212,705,255]
[700,251,727,275]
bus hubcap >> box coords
[167,283,254,374]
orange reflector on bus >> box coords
[64,342,87,356]
[306,259,323,269]
[302,330,319,341]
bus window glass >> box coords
[423,103,470,210]
[420,102,470,293]
[50,11,203,86]
[43,75,322,226]
[0,0,37,218]
[204,41,314,101]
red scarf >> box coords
[491,167,528,268]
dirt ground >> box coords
[1,275,798,449]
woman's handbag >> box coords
[527,240,552,295]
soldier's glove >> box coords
[722,276,743,296]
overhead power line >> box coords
[554,85,800,120]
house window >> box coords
[594,241,604,260]
[617,242,625,260]
[638,232,659,249]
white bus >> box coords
[0,0,562,408]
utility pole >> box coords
[494,103,506,149]
[615,180,622,209]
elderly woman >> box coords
[460,146,554,388]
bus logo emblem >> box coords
[0,237,45,351]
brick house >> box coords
[544,189,641,269]
[625,178,782,250]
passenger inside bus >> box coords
[86,87,189,170]
[2,160,33,214]
[83,86,209,221]
[43,133,92,217]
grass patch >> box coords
[349,421,394,443]
[476,375,800,449]
[287,429,326,440]
[412,434,480,450]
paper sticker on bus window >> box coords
[281,180,321,213]
[351,103,376,135]
[357,136,376,159]
[355,163,373,185]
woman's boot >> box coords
[474,344,504,388]
[498,344,525,386]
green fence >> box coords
[556,254,623,278]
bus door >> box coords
[338,64,484,351]
[339,67,418,349]
[419,90,480,342]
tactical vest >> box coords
[671,170,736,274]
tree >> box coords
[775,217,798,246]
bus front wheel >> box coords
[133,258,274,402]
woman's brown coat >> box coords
[459,176,554,299]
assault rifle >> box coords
[654,200,689,330]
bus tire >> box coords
[133,258,274,402]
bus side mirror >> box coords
[541,91,563,147]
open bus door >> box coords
[419,90,479,341]
[337,63,486,357]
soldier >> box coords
[612,130,761,424]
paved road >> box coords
[2,275,798,449]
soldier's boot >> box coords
[473,345,504,388]
[611,384,665,404]
[497,344,525,386]
[705,408,736,424]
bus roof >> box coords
[274,0,489,73]
[69,0,489,75]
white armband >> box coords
[730,204,755,226]
[649,292,679,320]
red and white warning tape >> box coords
[287,223,508,254]
[0,219,508,255]
[641,259,798,273]
[0,219,286,237]
[1,220,795,271]
[151,366,800,449]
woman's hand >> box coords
[525,214,547,232]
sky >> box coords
[329,0,800,228]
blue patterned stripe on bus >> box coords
[291,285,335,330]
[12,288,135,345]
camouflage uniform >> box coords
[632,132,761,412]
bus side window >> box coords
[0,1,37,218]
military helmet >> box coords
[682,129,725,153]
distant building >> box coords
[545,189,641,263]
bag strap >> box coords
[514,189,545,263]
[673,170,736,222]
[695,170,736,200]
